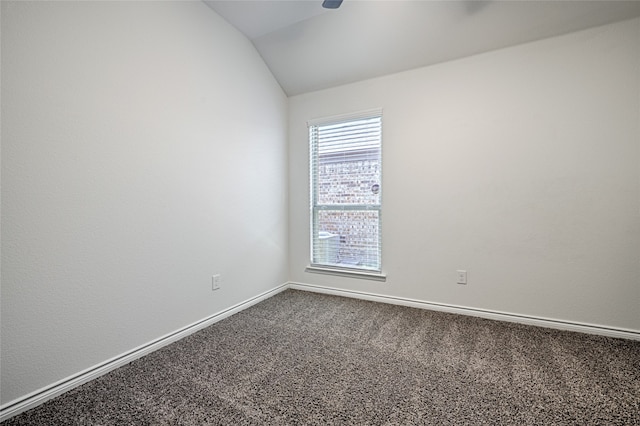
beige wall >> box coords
[289,18,640,332]
[1,1,288,405]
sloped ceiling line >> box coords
[205,1,640,96]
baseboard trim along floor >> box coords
[288,282,640,342]
[3,280,638,422]
[0,283,289,423]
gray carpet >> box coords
[3,289,639,425]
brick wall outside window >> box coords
[316,158,380,267]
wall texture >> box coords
[1,1,288,405]
[289,17,640,332]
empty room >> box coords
[1,0,639,424]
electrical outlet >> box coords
[456,270,467,285]
[212,274,221,291]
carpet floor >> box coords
[3,289,639,425]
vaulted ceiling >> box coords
[205,1,640,96]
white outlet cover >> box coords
[212,275,221,290]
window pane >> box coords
[310,112,382,272]
[316,159,381,205]
[313,209,380,270]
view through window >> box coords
[309,111,382,272]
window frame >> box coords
[306,109,385,281]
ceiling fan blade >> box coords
[322,0,343,9]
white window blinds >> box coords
[309,111,382,272]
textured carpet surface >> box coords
[3,289,639,425]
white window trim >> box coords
[305,264,387,282]
[308,108,384,277]
[307,108,383,127]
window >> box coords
[309,110,382,274]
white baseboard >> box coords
[0,283,289,423]
[288,282,640,341]
[3,281,638,422]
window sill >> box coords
[305,265,387,282]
